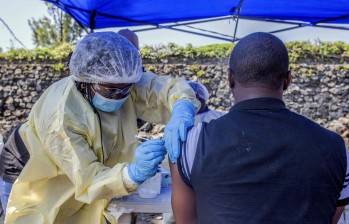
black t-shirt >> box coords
[0,125,29,183]
[179,98,349,224]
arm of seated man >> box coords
[169,123,203,224]
[170,161,197,224]
[332,206,344,224]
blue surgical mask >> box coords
[92,92,128,112]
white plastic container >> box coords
[108,187,172,213]
[137,172,162,199]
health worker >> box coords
[188,81,226,124]
[4,32,199,224]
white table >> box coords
[108,187,172,224]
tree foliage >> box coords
[28,3,86,47]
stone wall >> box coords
[0,59,348,144]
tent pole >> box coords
[181,25,234,38]
[242,17,349,33]
[242,17,349,30]
[133,19,238,41]
[243,17,349,32]
[313,14,349,25]
[168,27,233,41]
[134,25,235,41]
[233,18,240,42]
[269,25,302,34]
[133,16,232,32]
[90,10,96,33]
[242,17,307,26]
[133,18,236,40]
[232,0,245,42]
[308,24,349,31]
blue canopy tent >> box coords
[43,0,349,42]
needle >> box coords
[135,135,150,142]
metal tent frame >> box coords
[44,0,349,43]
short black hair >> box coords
[229,32,289,90]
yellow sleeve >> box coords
[40,114,132,204]
[131,71,201,124]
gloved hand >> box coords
[128,139,166,184]
[164,100,196,163]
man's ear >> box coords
[228,68,235,89]
[283,70,292,90]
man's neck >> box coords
[233,86,283,104]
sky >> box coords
[2,0,349,51]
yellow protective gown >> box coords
[5,71,200,224]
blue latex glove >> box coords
[128,139,166,184]
[164,100,196,163]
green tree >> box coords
[28,3,86,47]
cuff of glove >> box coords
[122,166,139,192]
[172,100,196,115]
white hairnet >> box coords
[188,81,209,102]
[70,32,142,84]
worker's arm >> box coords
[39,115,138,204]
[170,161,197,224]
[132,71,200,124]
[332,206,344,224]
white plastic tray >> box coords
[108,187,172,213]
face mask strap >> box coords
[83,83,96,109]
